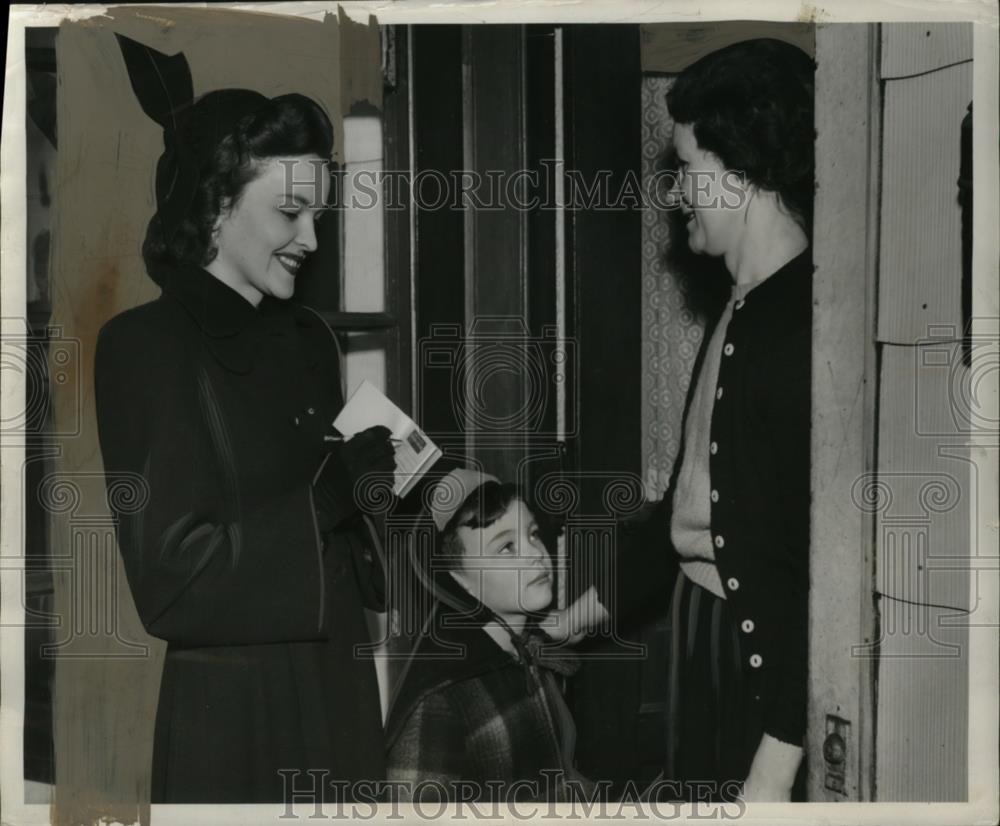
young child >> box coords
[385,468,587,803]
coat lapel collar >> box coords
[156,261,261,374]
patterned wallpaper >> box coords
[640,76,706,500]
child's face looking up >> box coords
[450,499,554,621]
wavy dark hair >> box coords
[666,38,816,234]
[436,481,558,566]
[142,92,334,270]
[438,481,522,570]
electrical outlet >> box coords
[823,715,850,795]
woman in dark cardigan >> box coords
[94,39,394,803]
[548,39,815,802]
[386,469,589,803]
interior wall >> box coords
[638,76,704,500]
[873,21,973,802]
[809,20,974,804]
[640,20,814,72]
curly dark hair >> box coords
[666,38,816,234]
[142,91,334,270]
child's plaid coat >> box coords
[385,606,586,803]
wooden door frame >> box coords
[810,22,881,802]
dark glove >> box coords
[313,424,396,531]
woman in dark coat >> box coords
[94,40,394,804]
[547,39,815,802]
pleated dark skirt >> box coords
[665,570,758,802]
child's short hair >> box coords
[437,481,521,569]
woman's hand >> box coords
[312,425,396,529]
[739,734,803,802]
[335,425,397,481]
[296,407,395,474]
[539,585,609,645]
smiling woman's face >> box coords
[450,499,554,621]
[672,122,746,258]
[207,154,331,305]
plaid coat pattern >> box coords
[386,609,583,803]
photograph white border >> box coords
[2,2,997,825]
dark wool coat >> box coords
[94,261,385,803]
[385,606,585,803]
[607,250,813,763]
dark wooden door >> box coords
[405,21,660,791]
[559,24,662,792]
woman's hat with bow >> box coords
[115,34,272,270]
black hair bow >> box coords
[115,33,269,252]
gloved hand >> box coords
[312,424,396,531]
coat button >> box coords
[723,343,735,356]
[726,577,740,591]
[710,489,720,503]
[749,654,763,668]
[741,619,755,633]
[716,386,724,400]
[710,441,718,455]
[714,535,725,549]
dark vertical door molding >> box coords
[524,25,562,497]
[563,24,643,507]
[561,24,646,791]
[462,25,529,481]
[411,26,466,451]
[382,25,415,415]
